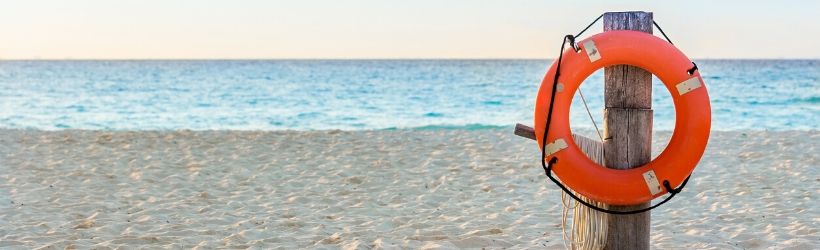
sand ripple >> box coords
[0,129,817,249]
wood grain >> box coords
[514,123,536,141]
[604,11,653,109]
[602,11,653,250]
[604,66,652,109]
[603,108,653,170]
[603,11,654,33]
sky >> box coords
[1,0,818,59]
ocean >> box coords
[0,60,816,131]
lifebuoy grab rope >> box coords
[544,157,691,215]
[537,16,710,214]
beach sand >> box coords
[0,129,817,249]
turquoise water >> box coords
[0,60,816,131]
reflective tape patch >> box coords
[582,40,601,62]
[676,77,702,95]
[544,138,568,156]
[642,170,663,195]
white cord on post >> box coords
[578,89,604,144]
[561,188,610,250]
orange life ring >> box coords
[534,30,711,205]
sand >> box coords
[0,129,817,249]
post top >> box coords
[603,11,653,33]
[604,11,652,15]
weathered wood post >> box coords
[602,11,653,250]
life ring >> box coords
[534,30,711,205]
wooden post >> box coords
[602,11,653,250]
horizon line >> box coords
[1,57,818,61]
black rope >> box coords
[652,20,674,45]
[687,62,699,75]
[567,35,579,52]
[654,20,700,75]
[567,14,604,51]
[574,14,604,40]
[539,33,572,201]
[543,157,691,215]
[539,15,693,215]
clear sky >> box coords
[1,0,818,59]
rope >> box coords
[537,15,698,249]
[539,15,694,216]
[543,28,609,250]
[571,14,604,50]
[653,19,700,76]
[577,89,604,143]
[544,157,692,215]
[538,16,607,249]
[539,33,571,186]
[563,192,609,249]
[687,62,699,75]
[652,20,675,45]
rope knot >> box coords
[564,35,579,52]
[687,62,699,75]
